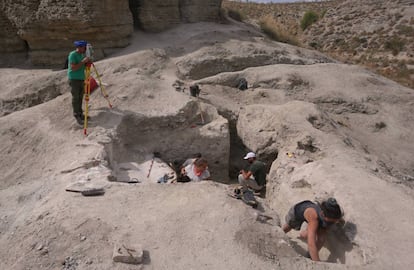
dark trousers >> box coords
[69,79,84,116]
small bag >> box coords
[177,174,191,183]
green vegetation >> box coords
[384,37,405,56]
[309,41,319,49]
[259,15,300,46]
[396,25,414,36]
[221,0,413,89]
[300,11,319,31]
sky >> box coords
[231,0,325,3]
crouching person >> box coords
[178,158,210,182]
[282,198,344,261]
[238,152,266,193]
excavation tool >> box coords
[188,84,205,126]
[147,152,161,178]
[197,98,205,125]
[82,45,113,136]
[189,99,205,128]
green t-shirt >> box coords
[67,50,85,80]
[249,160,266,186]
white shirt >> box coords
[184,164,210,182]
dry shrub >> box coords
[226,7,245,22]
[396,25,414,36]
[384,37,405,56]
[259,15,300,46]
[301,10,319,30]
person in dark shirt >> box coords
[238,152,266,192]
[282,198,344,261]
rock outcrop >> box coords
[176,39,334,80]
[1,0,133,66]
[0,0,223,66]
[130,0,223,32]
[0,9,26,53]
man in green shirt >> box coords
[67,40,90,125]
[238,152,266,192]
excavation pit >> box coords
[104,101,230,183]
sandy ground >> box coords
[0,20,414,270]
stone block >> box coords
[112,243,143,265]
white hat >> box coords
[243,152,256,159]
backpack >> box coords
[189,84,200,97]
[63,58,68,70]
[237,78,248,90]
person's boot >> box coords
[74,114,84,125]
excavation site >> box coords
[1,1,414,269]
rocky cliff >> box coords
[1,0,133,66]
[130,0,223,32]
[0,0,223,66]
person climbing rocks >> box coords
[178,157,210,182]
[67,40,91,125]
[238,152,266,193]
[282,197,344,261]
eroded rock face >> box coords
[1,0,223,66]
[130,0,223,32]
[0,9,26,53]
[132,0,181,32]
[180,0,223,23]
[1,0,133,66]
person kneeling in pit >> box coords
[178,158,210,182]
[282,197,344,261]
[238,152,266,193]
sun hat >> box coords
[74,40,87,47]
[243,152,256,159]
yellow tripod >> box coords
[83,63,112,136]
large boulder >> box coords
[176,40,334,80]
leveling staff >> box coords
[67,40,90,125]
